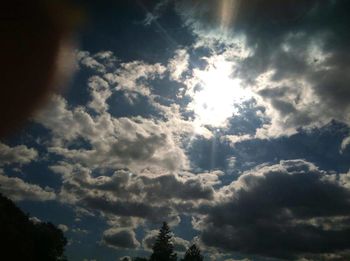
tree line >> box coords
[129,222,204,261]
[0,193,67,261]
[0,192,203,261]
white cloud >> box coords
[0,171,56,201]
[58,224,69,232]
[76,51,107,73]
[340,136,350,153]
[29,216,41,224]
[72,227,89,234]
[87,76,112,114]
[0,143,38,166]
[168,49,189,82]
[36,94,189,172]
[104,60,166,102]
[221,134,252,147]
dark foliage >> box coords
[0,193,67,261]
[182,244,203,261]
[133,258,148,261]
[150,222,177,261]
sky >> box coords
[1,1,350,260]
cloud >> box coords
[102,228,140,249]
[142,229,160,251]
[221,134,252,147]
[58,224,69,232]
[87,76,112,114]
[176,0,350,141]
[196,160,350,259]
[105,216,143,230]
[36,49,219,175]
[142,0,172,26]
[119,257,131,261]
[72,227,89,234]
[0,172,56,201]
[104,60,166,102]
[34,48,227,241]
[34,40,350,259]
[340,135,350,153]
[52,163,216,225]
[29,216,41,224]
[173,236,190,253]
[54,164,216,202]
[0,143,38,166]
[81,196,175,224]
[76,50,118,73]
[37,95,189,172]
[168,49,189,82]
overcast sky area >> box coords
[2,1,350,260]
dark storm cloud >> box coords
[198,160,350,259]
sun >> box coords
[189,60,251,127]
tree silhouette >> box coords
[0,193,67,260]
[133,258,148,261]
[182,244,203,261]
[150,222,177,261]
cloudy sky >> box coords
[2,1,350,260]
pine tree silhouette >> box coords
[182,244,203,261]
[150,222,177,261]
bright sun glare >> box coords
[191,60,252,127]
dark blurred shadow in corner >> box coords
[0,0,84,138]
